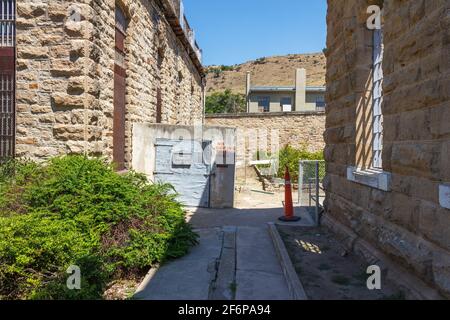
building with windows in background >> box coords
[245,68,326,113]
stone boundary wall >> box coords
[325,0,450,297]
[205,112,326,165]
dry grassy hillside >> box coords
[205,53,326,96]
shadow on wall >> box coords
[355,68,375,169]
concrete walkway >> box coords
[234,226,290,300]
[134,228,222,300]
[134,185,314,300]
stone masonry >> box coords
[14,0,204,166]
[206,112,325,166]
[325,0,450,298]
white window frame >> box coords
[347,19,392,192]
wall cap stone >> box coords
[205,111,325,119]
[439,184,450,210]
[347,166,392,192]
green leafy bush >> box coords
[277,145,324,182]
[205,89,246,114]
[0,156,198,300]
[253,146,324,183]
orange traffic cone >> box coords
[279,166,301,222]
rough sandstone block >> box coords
[326,0,450,296]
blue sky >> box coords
[183,0,327,66]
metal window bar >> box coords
[373,28,384,169]
[0,0,15,163]
[298,160,326,226]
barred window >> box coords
[257,96,270,113]
[372,27,384,169]
[0,0,15,47]
[115,4,128,34]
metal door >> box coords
[154,139,212,208]
[0,0,15,162]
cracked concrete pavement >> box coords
[134,182,314,300]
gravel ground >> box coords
[103,277,144,300]
[277,225,406,300]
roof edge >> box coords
[159,0,205,77]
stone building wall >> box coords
[14,0,204,166]
[205,112,325,165]
[324,0,450,298]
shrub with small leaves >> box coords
[0,156,198,300]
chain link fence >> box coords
[298,160,326,225]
